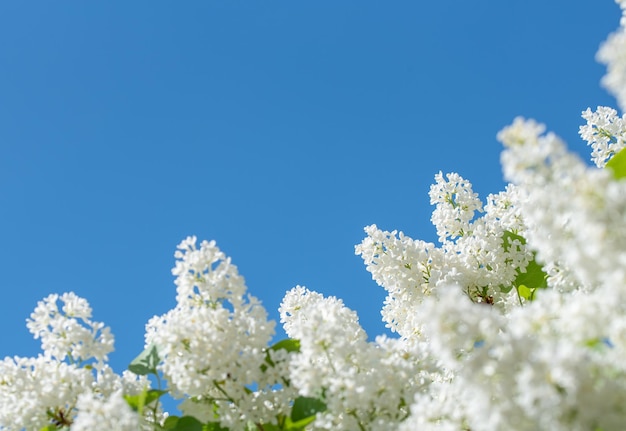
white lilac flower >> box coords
[498,117,626,290]
[579,106,626,167]
[414,286,626,430]
[26,292,114,365]
[145,237,276,429]
[91,366,151,400]
[416,287,503,372]
[0,293,154,431]
[71,390,142,431]
[90,365,168,426]
[172,236,247,309]
[356,172,531,338]
[429,171,483,243]
[399,379,470,431]
[279,286,432,430]
[598,2,626,111]
[482,184,525,233]
[146,300,273,398]
[0,356,94,431]
[370,335,437,427]
[398,115,626,430]
[355,224,440,337]
[279,286,367,401]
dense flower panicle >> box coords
[355,225,439,336]
[356,174,531,338]
[146,236,277,429]
[399,379,470,431]
[417,288,503,373]
[404,287,626,431]
[280,286,366,344]
[598,2,626,111]
[579,106,626,167]
[429,171,483,243]
[355,225,439,291]
[358,95,626,428]
[279,287,368,402]
[71,390,142,431]
[172,236,248,309]
[499,117,626,290]
[279,286,432,430]
[401,111,626,429]
[0,356,94,431]
[26,292,114,365]
[482,184,525,233]
[94,366,151,398]
[0,292,156,431]
[145,300,273,398]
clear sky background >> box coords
[0,1,620,381]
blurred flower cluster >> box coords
[4,1,626,430]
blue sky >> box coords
[0,1,620,379]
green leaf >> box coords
[261,339,301,372]
[165,415,207,431]
[284,415,317,430]
[606,147,626,179]
[517,285,533,301]
[144,389,167,405]
[499,284,514,294]
[501,231,548,302]
[128,343,161,376]
[175,416,203,431]
[245,422,279,431]
[124,389,167,415]
[124,393,142,411]
[584,337,614,351]
[163,416,181,430]
[513,251,548,303]
[290,396,326,425]
[270,338,301,354]
[501,230,526,252]
[514,257,547,291]
[202,420,230,431]
[39,426,60,431]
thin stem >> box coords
[212,380,237,404]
